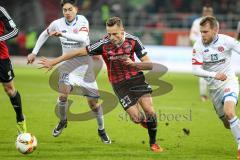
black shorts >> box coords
[112,72,152,110]
[0,58,15,83]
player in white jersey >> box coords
[192,16,240,159]
[189,5,213,101]
[27,0,111,144]
[236,21,240,41]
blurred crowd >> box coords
[1,0,240,54]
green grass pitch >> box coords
[0,66,239,160]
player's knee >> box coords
[3,84,15,96]
[224,111,235,120]
[220,116,230,129]
[59,96,68,102]
[144,110,156,118]
[130,114,142,124]
[223,123,230,129]
[88,99,98,111]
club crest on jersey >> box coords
[73,28,78,33]
[218,46,224,52]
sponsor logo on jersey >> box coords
[218,46,224,52]
[204,59,226,65]
[204,49,209,52]
[61,30,67,33]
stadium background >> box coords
[2,0,240,57]
[1,0,240,160]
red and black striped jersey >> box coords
[0,6,18,59]
[86,32,147,84]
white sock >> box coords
[199,77,207,96]
[92,105,104,130]
[229,116,240,148]
[57,98,68,121]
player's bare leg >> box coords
[52,84,71,137]
[223,100,240,159]
[126,94,163,152]
[88,98,111,144]
[138,94,163,152]
[3,80,26,134]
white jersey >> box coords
[192,34,240,89]
[32,15,90,54]
[189,17,202,43]
[32,15,99,97]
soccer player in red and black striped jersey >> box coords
[39,17,163,152]
[0,6,27,134]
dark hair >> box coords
[60,0,77,7]
[200,16,218,29]
[106,17,123,27]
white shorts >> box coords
[57,56,99,98]
[209,78,239,118]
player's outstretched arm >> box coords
[27,30,50,64]
[125,55,153,70]
[38,47,88,70]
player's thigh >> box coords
[125,104,142,123]
[209,88,225,118]
[138,94,155,115]
[86,97,99,110]
[69,72,99,98]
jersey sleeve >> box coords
[189,19,200,43]
[225,35,240,55]
[46,20,57,34]
[192,43,203,65]
[134,38,147,59]
[237,21,240,33]
[79,15,89,33]
[0,6,18,41]
[86,39,104,56]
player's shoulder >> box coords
[218,34,233,40]
[50,18,63,26]
[217,34,235,44]
[91,36,110,45]
[125,32,140,41]
[77,15,88,23]
[193,39,204,50]
[192,17,202,24]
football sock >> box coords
[10,91,24,122]
[57,98,68,121]
[92,105,104,130]
[199,77,207,96]
[229,116,240,148]
[146,113,157,145]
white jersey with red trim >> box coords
[189,17,202,42]
[32,15,98,95]
[47,15,90,53]
[192,34,240,89]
